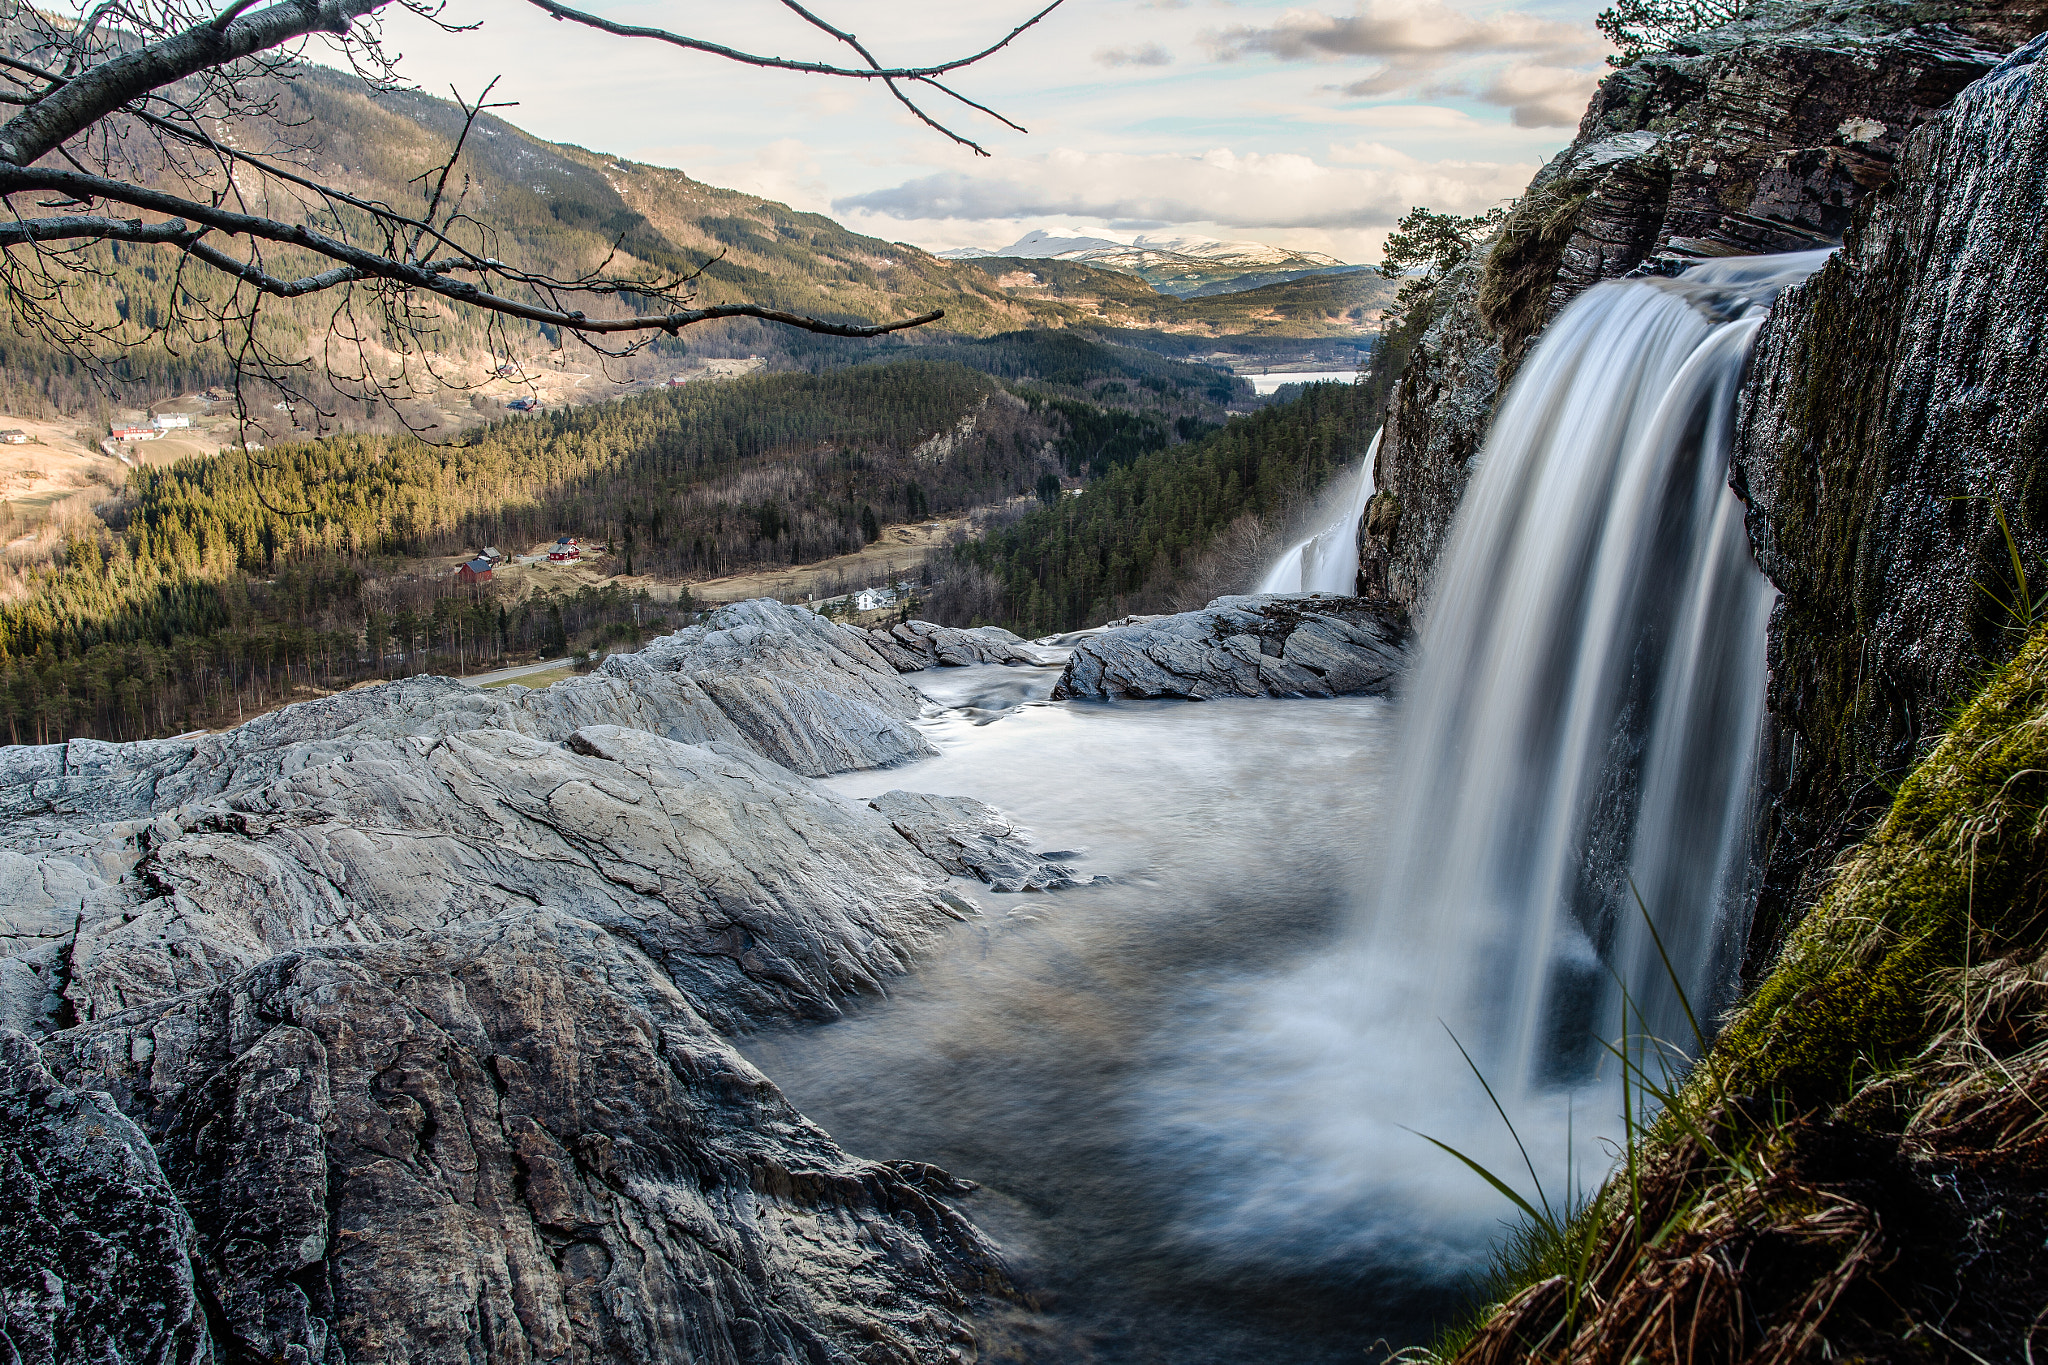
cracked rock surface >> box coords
[0,1029,211,1365]
[44,913,1009,1365]
[0,599,1055,1364]
[862,621,1054,672]
[1051,595,1407,702]
[64,724,977,1033]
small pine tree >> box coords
[1374,204,1509,326]
[1596,0,1746,64]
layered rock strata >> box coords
[0,599,1077,1364]
[1731,32,2048,961]
[863,620,1054,671]
[1359,0,2044,617]
[1051,595,1406,702]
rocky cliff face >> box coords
[0,601,1068,1365]
[1731,32,2048,961]
[43,914,1006,1365]
[1358,0,2045,618]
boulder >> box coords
[1051,595,1407,702]
[43,912,1007,1365]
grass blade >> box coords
[1441,1022,1554,1226]
[1629,879,1706,1060]
[1405,1129,1553,1231]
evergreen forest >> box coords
[923,382,1383,636]
[0,346,1250,743]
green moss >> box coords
[1476,178,1595,372]
[1706,624,2048,1101]
[1424,630,2048,1362]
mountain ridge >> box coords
[0,68,1391,422]
[938,228,1353,297]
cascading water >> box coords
[1385,251,1833,1088]
[738,250,1839,1358]
[1141,249,1834,1273]
[1255,428,1381,595]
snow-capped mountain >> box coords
[937,229,1352,298]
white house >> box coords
[150,413,193,430]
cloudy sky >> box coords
[376,0,1611,265]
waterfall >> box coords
[1255,428,1381,595]
[1141,251,1833,1273]
[1381,249,1831,1092]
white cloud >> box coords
[1473,62,1601,128]
[1209,1,1597,64]
[835,144,1532,232]
[1205,1,1604,113]
[1325,140,1422,165]
[1095,42,1175,66]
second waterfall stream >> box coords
[1150,249,1836,1272]
[1256,426,1381,596]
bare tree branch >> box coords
[0,0,392,166]
[0,163,943,336]
[521,0,1061,82]
[0,0,1049,442]
[0,211,202,244]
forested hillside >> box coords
[0,346,1246,741]
[925,382,1381,635]
[0,363,1023,740]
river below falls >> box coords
[739,662,1484,1363]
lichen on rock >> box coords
[1732,27,2048,966]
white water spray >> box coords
[1255,429,1381,595]
[1145,250,1833,1272]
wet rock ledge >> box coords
[1052,594,1408,702]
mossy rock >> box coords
[1706,624,2048,1102]
[1476,176,1595,364]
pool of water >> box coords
[740,665,1484,1363]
